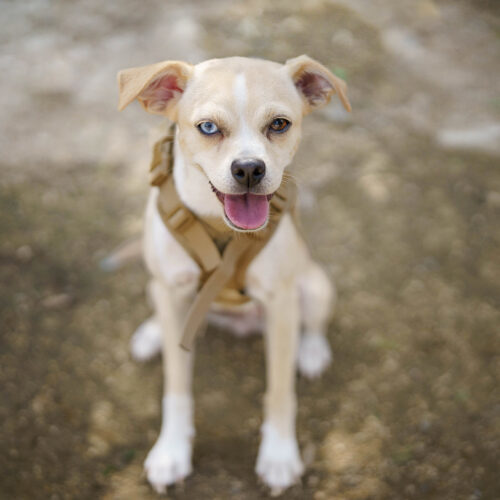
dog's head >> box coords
[118,56,350,232]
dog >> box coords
[117,55,351,494]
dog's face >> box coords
[118,56,350,231]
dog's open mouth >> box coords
[210,183,274,231]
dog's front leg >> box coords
[144,278,196,493]
[256,280,304,493]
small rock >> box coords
[331,29,354,48]
[41,293,73,309]
[437,123,500,155]
[486,191,500,209]
[16,245,33,262]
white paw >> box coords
[256,423,304,495]
[144,435,192,493]
[297,334,332,379]
[130,317,162,361]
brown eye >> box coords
[269,118,291,133]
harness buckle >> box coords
[168,206,195,232]
[149,164,168,186]
[149,134,174,187]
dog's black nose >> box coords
[231,159,266,188]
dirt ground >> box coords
[1,1,499,499]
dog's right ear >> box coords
[117,60,193,120]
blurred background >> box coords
[1,0,499,498]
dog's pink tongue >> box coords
[224,193,269,230]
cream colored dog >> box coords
[117,55,351,494]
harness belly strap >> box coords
[150,125,296,351]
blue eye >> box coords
[197,121,219,135]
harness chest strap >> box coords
[150,128,296,351]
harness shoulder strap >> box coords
[151,127,221,276]
[157,177,221,275]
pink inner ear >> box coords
[142,73,183,112]
[295,71,333,106]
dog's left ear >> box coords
[117,60,193,120]
[285,55,351,114]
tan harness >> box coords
[149,126,297,350]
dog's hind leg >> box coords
[130,280,163,361]
[130,315,162,361]
[297,262,334,378]
[144,278,196,493]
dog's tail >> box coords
[100,236,142,272]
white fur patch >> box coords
[234,73,251,153]
[255,422,304,494]
[234,72,248,111]
[297,334,332,379]
[145,395,194,493]
[130,316,162,361]
[233,73,265,158]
